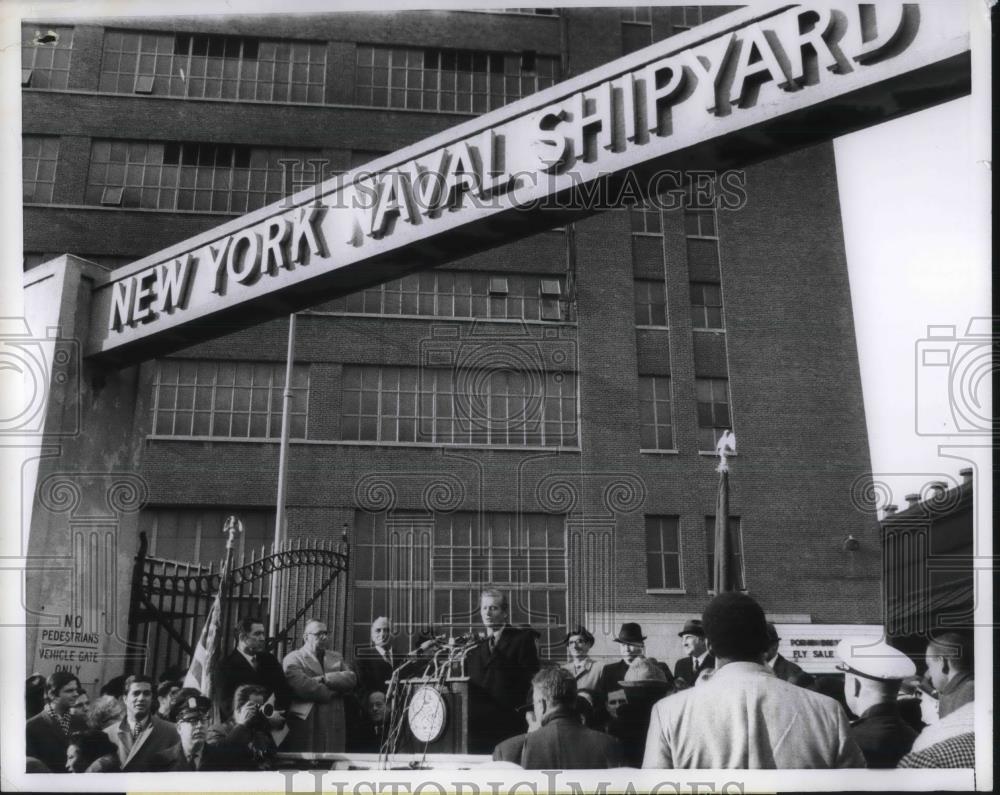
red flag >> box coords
[713,467,735,593]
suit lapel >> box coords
[123,720,155,767]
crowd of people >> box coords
[24,589,975,773]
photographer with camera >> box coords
[205,684,279,770]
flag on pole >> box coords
[184,515,242,721]
[713,430,737,594]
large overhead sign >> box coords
[85,2,970,366]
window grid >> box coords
[352,511,567,652]
[671,6,705,34]
[705,516,745,591]
[355,45,558,114]
[684,207,717,238]
[645,515,682,590]
[695,377,731,451]
[22,136,60,203]
[341,365,577,448]
[21,25,74,89]
[151,360,309,439]
[634,279,667,327]
[85,139,321,213]
[639,375,674,450]
[326,272,566,322]
[629,204,663,235]
[139,507,273,564]
[690,282,724,329]
[99,30,326,104]
[621,7,652,24]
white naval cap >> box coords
[835,637,916,681]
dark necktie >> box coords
[317,650,325,669]
[250,654,259,671]
[488,635,496,655]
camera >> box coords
[417,321,577,446]
[915,318,995,436]
[260,702,275,718]
[0,318,80,436]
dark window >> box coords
[646,516,682,589]
[22,135,60,203]
[695,377,732,452]
[21,25,74,90]
[639,376,673,450]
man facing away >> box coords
[282,618,357,752]
[643,592,866,769]
[493,667,624,769]
[464,588,540,754]
[835,636,918,767]
[105,674,179,772]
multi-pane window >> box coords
[639,376,674,450]
[22,136,59,203]
[352,510,567,651]
[671,6,705,35]
[695,377,731,451]
[646,515,682,590]
[629,204,663,235]
[690,282,724,329]
[684,207,716,237]
[705,516,745,591]
[355,45,558,113]
[621,7,653,53]
[151,360,309,439]
[21,25,74,89]
[85,140,321,213]
[341,365,577,448]
[99,30,327,103]
[324,272,567,322]
[138,507,273,563]
[634,279,667,327]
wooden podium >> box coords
[396,676,471,755]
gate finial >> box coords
[223,515,244,549]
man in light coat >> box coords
[643,593,866,769]
[282,618,357,752]
[105,674,180,772]
[560,625,602,692]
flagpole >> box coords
[269,313,296,641]
[713,430,736,594]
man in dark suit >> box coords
[673,619,715,689]
[465,587,540,754]
[599,622,674,694]
[765,622,814,688]
[493,667,624,769]
[25,671,87,773]
[354,616,405,696]
[105,674,179,772]
[217,616,291,722]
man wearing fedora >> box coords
[561,625,602,692]
[673,618,715,689]
[765,622,814,688]
[599,622,674,695]
[607,658,671,767]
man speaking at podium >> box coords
[465,588,540,754]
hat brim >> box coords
[618,680,670,690]
[613,635,647,644]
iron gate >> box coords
[126,530,350,679]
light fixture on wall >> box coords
[842,534,860,552]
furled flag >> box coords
[713,431,737,593]
[184,515,242,720]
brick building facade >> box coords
[21,7,882,679]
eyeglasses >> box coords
[180,717,208,726]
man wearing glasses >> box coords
[282,618,357,752]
